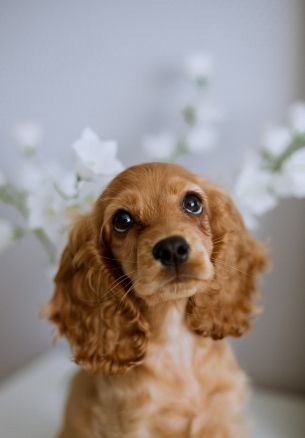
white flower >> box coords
[18,163,39,190]
[185,53,213,83]
[18,161,50,192]
[262,126,292,156]
[288,102,305,134]
[76,179,104,210]
[281,148,305,197]
[234,163,277,216]
[18,159,77,198]
[143,133,176,159]
[13,121,43,153]
[0,170,6,186]
[186,126,217,153]
[234,203,258,230]
[53,170,78,198]
[72,127,123,177]
[26,180,68,245]
[25,172,102,248]
[0,219,14,254]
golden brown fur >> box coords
[44,162,268,437]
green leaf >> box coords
[0,184,28,217]
[262,134,305,173]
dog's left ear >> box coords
[43,212,149,375]
[186,182,269,340]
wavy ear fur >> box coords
[186,183,268,340]
[44,215,149,374]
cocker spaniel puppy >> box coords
[45,162,267,437]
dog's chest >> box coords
[144,306,201,409]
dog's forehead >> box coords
[115,163,200,192]
[104,163,204,220]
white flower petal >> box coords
[288,102,305,134]
[27,183,67,244]
[186,126,217,153]
[185,53,213,82]
[17,160,71,196]
[18,161,47,191]
[76,180,103,209]
[0,219,14,254]
[51,169,78,198]
[263,126,292,156]
[269,173,294,197]
[72,127,123,176]
[234,201,258,230]
[282,148,305,197]
[59,173,77,197]
[13,122,43,152]
[234,164,277,216]
[143,133,176,159]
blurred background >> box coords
[0,0,305,399]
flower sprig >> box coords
[143,53,223,161]
[0,126,123,263]
[234,102,305,228]
[1,55,305,267]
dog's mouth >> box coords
[133,256,213,305]
[162,262,212,285]
[165,274,203,287]
[141,272,208,305]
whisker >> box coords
[211,258,250,276]
[116,279,140,312]
[81,270,137,306]
[99,255,138,265]
[117,276,146,313]
[157,275,177,289]
[100,270,137,301]
[106,270,135,290]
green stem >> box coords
[33,228,56,264]
[182,105,196,127]
[170,139,189,161]
[263,134,305,172]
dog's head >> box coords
[45,163,267,374]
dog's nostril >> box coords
[152,236,190,266]
[177,245,188,256]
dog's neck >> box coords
[144,298,189,343]
[141,297,196,374]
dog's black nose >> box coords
[153,236,190,266]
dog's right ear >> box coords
[43,214,149,374]
[186,182,268,340]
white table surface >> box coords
[0,350,304,438]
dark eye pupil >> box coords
[183,194,203,215]
[113,211,133,232]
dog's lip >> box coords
[165,274,206,286]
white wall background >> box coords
[0,0,304,393]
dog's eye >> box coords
[113,210,134,233]
[182,193,203,216]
